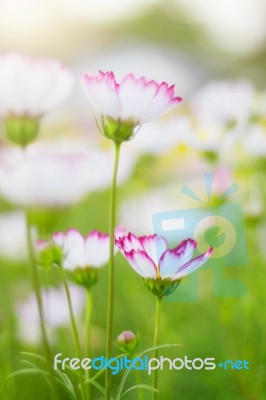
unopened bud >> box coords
[116,330,138,354]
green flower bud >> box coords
[3,115,40,147]
[117,330,138,354]
[37,242,63,269]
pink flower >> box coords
[80,71,182,141]
[0,53,73,118]
[115,233,213,282]
[52,228,110,270]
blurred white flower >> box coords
[17,285,85,344]
[0,53,73,118]
[52,229,110,270]
[132,116,193,155]
[244,124,266,157]
[186,124,238,155]
[0,212,27,260]
[0,138,136,207]
[190,80,256,129]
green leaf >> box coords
[20,351,47,365]
[120,384,157,399]
[116,343,182,400]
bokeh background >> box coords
[0,0,266,399]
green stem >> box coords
[25,211,58,400]
[105,141,121,400]
[85,289,92,400]
[135,369,144,400]
[61,269,87,400]
[152,297,162,400]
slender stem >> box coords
[85,289,92,399]
[25,211,58,400]
[152,297,162,400]
[61,269,87,400]
[105,141,121,400]
[135,369,144,400]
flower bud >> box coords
[116,330,138,354]
[3,115,40,147]
[37,241,63,269]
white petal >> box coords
[139,235,167,265]
[85,231,110,267]
[124,250,157,278]
[142,83,182,122]
[80,71,120,118]
[173,248,213,280]
[63,229,87,270]
[119,74,158,121]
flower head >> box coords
[80,71,182,142]
[115,232,213,297]
[38,228,110,288]
[0,53,73,145]
[0,140,136,208]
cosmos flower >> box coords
[189,80,255,130]
[80,70,182,142]
[0,139,136,208]
[37,228,112,288]
[52,228,110,270]
[0,53,73,118]
[115,232,213,297]
[0,53,73,145]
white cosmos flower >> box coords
[0,139,136,207]
[190,80,256,130]
[52,228,110,270]
[80,71,182,125]
[17,285,84,344]
[0,53,73,118]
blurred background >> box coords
[0,0,266,399]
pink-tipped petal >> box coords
[123,249,157,278]
[170,239,197,265]
[52,231,66,247]
[115,225,128,241]
[85,230,110,267]
[119,74,159,121]
[80,71,120,119]
[172,247,213,280]
[115,232,143,253]
[139,234,167,264]
[36,239,48,251]
[142,82,182,122]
